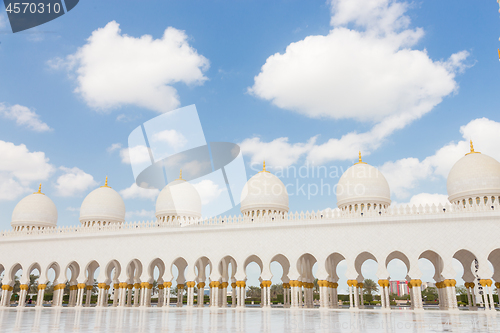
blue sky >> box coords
[0,0,499,288]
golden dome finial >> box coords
[179,169,183,180]
[101,176,111,188]
[34,183,44,195]
[260,160,270,173]
[354,151,367,165]
[466,139,480,155]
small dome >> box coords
[80,178,126,226]
[156,172,202,223]
[12,185,58,230]
[240,162,289,217]
[447,142,500,203]
[336,153,391,210]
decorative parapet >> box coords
[1,199,499,238]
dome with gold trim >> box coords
[11,184,58,231]
[447,141,500,206]
[80,177,126,226]
[156,171,202,223]
[240,162,289,217]
[336,152,391,212]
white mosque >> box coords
[1,142,500,312]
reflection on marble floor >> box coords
[0,307,499,333]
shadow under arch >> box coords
[218,256,236,283]
[453,249,478,284]
[44,261,61,285]
[419,250,445,282]
[354,251,378,282]
[297,253,317,282]
[148,258,165,284]
[84,260,100,285]
[125,259,143,284]
[270,253,290,283]
[325,252,346,282]
[488,249,500,282]
[104,259,122,285]
[385,250,410,280]
[65,261,80,285]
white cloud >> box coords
[250,0,467,122]
[120,182,159,201]
[120,145,151,164]
[55,167,98,197]
[0,104,52,132]
[245,0,469,167]
[192,179,225,205]
[107,143,122,152]
[379,158,433,199]
[380,118,500,199]
[0,141,55,200]
[55,21,209,113]
[126,209,155,219]
[151,129,187,150]
[66,206,80,212]
[402,193,450,207]
[239,136,318,167]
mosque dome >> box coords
[240,162,289,217]
[447,141,500,205]
[156,171,202,223]
[80,177,126,226]
[336,153,391,211]
[11,184,58,231]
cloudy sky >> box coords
[0,0,499,289]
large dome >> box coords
[240,162,289,217]
[336,153,391,211]
[80,178,126,226]
[11,185,58,231]
[447,142,500,204]
[156,173,202,223]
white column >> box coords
[85,287,92,307]
[231,282,236,308]
[222,282,228,307]
[378,280,386,309]
[332,283,339,309]
[36,284,46,307]
[18,286,28,307]
[353,285,359,308]
[166,284,171,307]
[348,284,354,309]
[177,284,184,307]
[267,284,271,307]
[76,284,85,307]
[384,285,390,309]
[466,284,472,309]
[488,285,495,310]
[359,284,364,308]
[411,280,423,310]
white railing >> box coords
[1,199,498,238]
